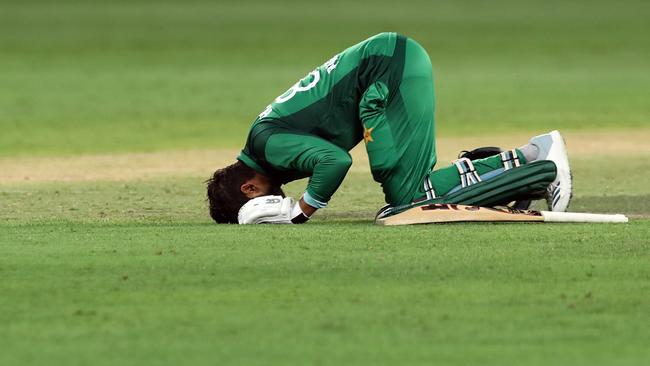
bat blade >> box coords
[376,204,544,226]
[375,203,628,225]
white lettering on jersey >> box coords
[258,105,272,119]
[324,54,340,74]
[257,53,340,117]
[275,70,320,103]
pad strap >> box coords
[453,158,482,188]
[500,149,521,170]
[423,175,437,199]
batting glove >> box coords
[238,195,310,224]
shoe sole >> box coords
[547,131,572,211]
[531,130,572,212]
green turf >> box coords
[2,0,650,156]
[2,165,650,364]
[1,221,649,366]
[3,0,650,364]
[2,155,649,224]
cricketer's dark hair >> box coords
[206,161,257,224]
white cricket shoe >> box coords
[530,130,573,212]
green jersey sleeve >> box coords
[264,133,352,208]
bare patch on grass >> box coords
[1,130,648,183]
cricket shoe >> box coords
[530,130,573,212]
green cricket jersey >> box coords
[238,32,435,208]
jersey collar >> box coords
[237,151,269,175]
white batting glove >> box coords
[238,195,311,224]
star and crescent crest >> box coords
[363,125,374,143]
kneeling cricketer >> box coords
[207,32,572,225]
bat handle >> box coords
[541,211,629,223]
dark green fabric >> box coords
[360,37,436,204]
[264,134,352,203]
[238,32,407,204]
[383,160,556,217]
[440,160,556,207]
[426,149,528,197]
[238,32,541,209]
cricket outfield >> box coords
[1,0,649,365]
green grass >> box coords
[2,167,649,364]
[2,156,649,224]
[2,0,650,156]
[2,221,649,366]
[2,0,650,364]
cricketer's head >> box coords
[206,161,284,223]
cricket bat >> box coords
[376,203,629,225]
